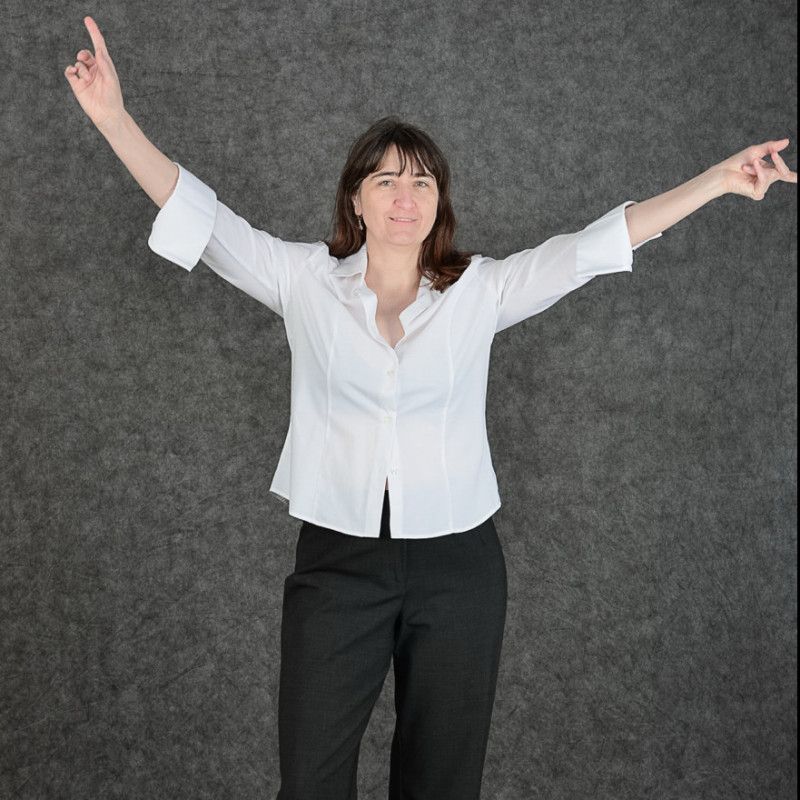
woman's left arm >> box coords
[624,138,797,248]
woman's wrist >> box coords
[95,108,131,139]
[701,163,731,199]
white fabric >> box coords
[148,161,662,538]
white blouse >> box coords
[148,162,662,538]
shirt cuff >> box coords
[576,200,662,279]
[147,161,218,271]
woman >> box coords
[65,15,796,800]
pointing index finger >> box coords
[759,138,790,156]
[84,16,106,56]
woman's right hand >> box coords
[64,16,126,131]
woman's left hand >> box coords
[716,138,797,200]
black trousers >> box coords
[276,490,507,799]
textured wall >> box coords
[3,0,796,797]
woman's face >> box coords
[352,144,439,251]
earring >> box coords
[358,215,364,231]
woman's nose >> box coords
[393,188,415,206]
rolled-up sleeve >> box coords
[483,200,662,334]
[147,161,321,318]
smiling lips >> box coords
[390,217,416,223]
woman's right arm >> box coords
[98,112,179,210]
[66,16,322,319]
[65,16,178,208]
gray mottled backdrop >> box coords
[2,0,796,798]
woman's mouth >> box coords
[390,217,416,224]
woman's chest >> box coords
[373,290,419,350]
[285,266,496,377]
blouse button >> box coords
[387,367,395,375]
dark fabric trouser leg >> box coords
[276,492,507,800]
[386,514,506,799]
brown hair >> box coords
[323,116,476,293]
